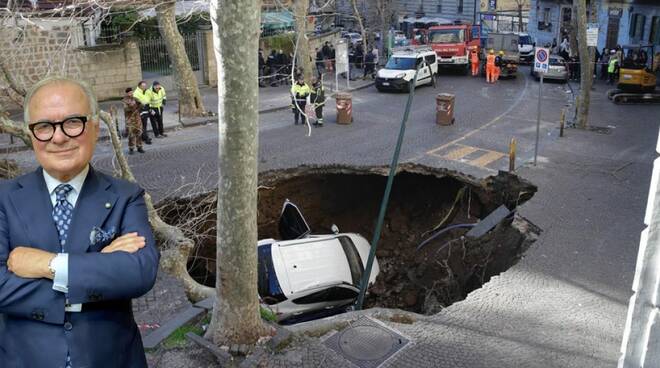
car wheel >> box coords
[402,82,411,93]
[376,86,384,92]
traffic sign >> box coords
[587,23,599,47]
[534,47,550,73]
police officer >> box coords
[291,75,310,126]
[147,81,167,138]
[310,77,325,127]
[133,80,152,144]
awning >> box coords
[262,11,294,31]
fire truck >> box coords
[428,23,481,74]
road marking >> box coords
[440,145,478,160]
[468,150,506,167]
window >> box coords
[429,29,466,43]
[651,16,660,45]
[257,244,286,305]
[542,8,550,24]
[425,54,437,65]
[292,286,359,304]
[630,14,646,39]
[458,0,463,14]
[437,2,442,14]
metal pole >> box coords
[534,74,543,165]
[355,69,420,311]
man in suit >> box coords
[0,76,160,367]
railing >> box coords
[138,33,201,76]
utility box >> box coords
[335,92,353,124]
[436,93,455,126]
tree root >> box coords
[100,109,214,302]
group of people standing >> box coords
[122,80,167,154]
[470,49,505,84]
[260,49,295,87]
[291,74,326,127]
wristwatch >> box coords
[48,256,56,279]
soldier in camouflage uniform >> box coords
[122,87,144,154]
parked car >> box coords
[257,201,380,323]
[531,55,568,82]
[343,32,363,46]
[517,33,535,62]
[376,46,437,92]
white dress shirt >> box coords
[43,164,89,312]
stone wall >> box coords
[0,22,141,111]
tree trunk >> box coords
[207,0,270,346]
[376,0,390,62]
[350,0,368,51]
[576,0,592,129]
[155,1,206,117]
[518,4,524,33]
[293,0,314,82]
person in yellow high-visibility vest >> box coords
[291,75,310,125]
[486,49,496,83]
[132,80,152,144]
[146,81,167,138]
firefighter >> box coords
[494,50,504,81]
[122,87,144,154]
[310,77,326,127]
[147,81,167,138]
[291,75,310,125]
[486,49,496,83]
[470,48,480,77]
[133,80,153,144]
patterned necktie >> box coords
[53,184,74,251]
[53,183,74,368]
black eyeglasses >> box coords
[28,116,89,142]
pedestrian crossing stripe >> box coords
[427,143,507,169]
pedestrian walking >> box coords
[291,75,310,126]
[486,49,496,83]
[470,48,479,76]
[133,81,152,145]
[122,88,144,154]
[147,81,167,138]
[310,77,325,127]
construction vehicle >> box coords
[607,44,660,104]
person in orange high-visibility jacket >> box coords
[470,49,480,76]
[486,49,496,83]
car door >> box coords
[416,57,430,86]
[278,199,311,240]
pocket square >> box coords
[90,226,116,245]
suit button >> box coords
[64,322,73,331]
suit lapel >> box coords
[66,167,118,254]
[10,168,60,253]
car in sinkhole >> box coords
[257,200,380,323]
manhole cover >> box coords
[324,317,410,368]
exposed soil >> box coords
[158,164,540,316]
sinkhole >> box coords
[157,164,540,316]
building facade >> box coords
[529,0,660,51]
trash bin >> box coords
[335,92,353,124]
[436,93,455,126]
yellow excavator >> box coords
[607,44,659,104]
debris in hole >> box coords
[158,164,539,318]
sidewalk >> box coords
[0,75,374,153]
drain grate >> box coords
[324,316,410,368]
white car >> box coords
[257,201,380,323]
[376,46,438,92]
[517,33,535,62]
[343,32,363,46]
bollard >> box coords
[560,109,565,137]
[509,138,516,172]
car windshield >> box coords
[338,236,364,286]
[429,29,465,43]
[519,35,532,45]
[257,244,286,304]
[549,57,565,66]
[385,57,416,70]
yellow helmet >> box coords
[499,50,504,55]
[489,49,494,54]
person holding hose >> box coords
[486,49,496,83]
[470,48,480,77]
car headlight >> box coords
[395,73,406,79]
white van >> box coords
[376,46,438,92]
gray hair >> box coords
[23,76,98,124]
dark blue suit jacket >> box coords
[0,167,160,368]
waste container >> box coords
[335,92,353,124]
[436,93,455,126]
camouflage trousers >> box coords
[127,118,143,149]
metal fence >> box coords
[138,33,202,76]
